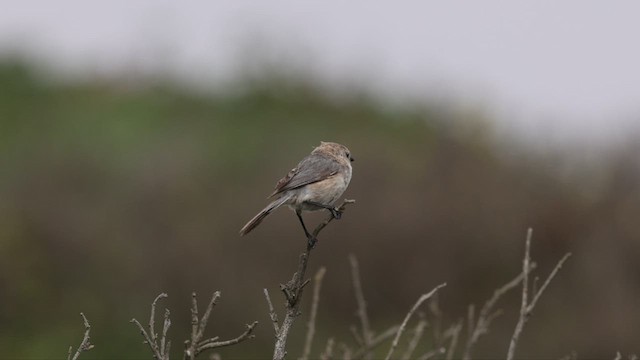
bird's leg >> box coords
[296,209,317,248]
[306,201,342,220]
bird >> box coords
[239,141,354,247]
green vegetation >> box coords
[0,60,638,358]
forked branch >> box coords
[385,283,447,360]
[67,312,94,360]
[506,228,572,360]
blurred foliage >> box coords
[0,59,638,359]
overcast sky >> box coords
[2,0,639,143]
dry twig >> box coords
[385,283,447,360]
[506,228,572,360]
[462,261,538,360]
[320,338,335,360]
[264,288,280,336]
[349,254,374,360]
[184,292,257,359]
[67,312,94,360]
[401,319,427,360]
[299,267,327,360]
[131,293,171,360]
[352,326,399,360]
[417,347,446,360]
[444,319,463,360]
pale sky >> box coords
[2,0,639,143]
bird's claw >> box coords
[307,235,318,249]
[330,207,342,220]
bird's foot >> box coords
[330,207,343,220]
[306,235,318,249]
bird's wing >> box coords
[270,153,340,197]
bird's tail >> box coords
[239,194,291,236]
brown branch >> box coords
[428,294,444,348]
[417,347,446,360]
[312,199,356,238]
[352,326,399,360]
[444,319,463,360]
[271,199,355,360]
[131,293,169,360]
[264,288,280,335]
[349,254,374,360]
[194,321,258,353]
[300,267,327,360]
[401,319,427,360]
[320,338,335,360]
[462,261,538,360]
[67,313,94,360]
[340,343,353,360]
[506,228,572,360]
[385,283,447,360]
[184,292,257,359]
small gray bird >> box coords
[240,141,354,246]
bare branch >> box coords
[349,326,364,347]
[264,288,280,335]
[528,252,572,312]
[352,326,399,360]
[417,347,446,360]
[131,318,164,359]
[444,319,463,360]
[272,199,355,360]
[300,267,327,360]
[195,321,258,353]
[340,343,353,360]
[320,338,335,360]
[349,254,373,360]
[401,319,427,360]
[67,313,93,360]
[184,292,257,359]
[188,292,199,360]
[506,228,533,360]
[151,293,169,345]
[462,261,538,360]
[507,228,572,360]
[132,294,171,360]
[197,291,221,341]
[385,283,447,360]
[428,294,443,348]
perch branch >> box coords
[271,199,355,360]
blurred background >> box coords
[1,1,639,359]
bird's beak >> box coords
[350,156,355,162]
